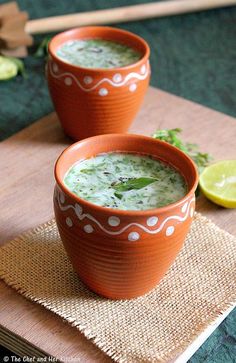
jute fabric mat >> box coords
[0,213,235,363]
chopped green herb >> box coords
[64,153,186,210]
[80,169,95,174]
[152,128,212,173]
[114,192,123,200]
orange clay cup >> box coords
[47,26,150,141]
[54,134,198,299]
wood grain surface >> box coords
[0,87,235,362]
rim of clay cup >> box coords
[54,134,198,217]
[48,26,150,73]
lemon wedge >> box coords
[0,56,18,80]
[199,160,236,208]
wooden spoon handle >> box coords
[25,0,236,35]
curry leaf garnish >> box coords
[113,177,158,193]
[152,128,211,173]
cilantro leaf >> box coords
[152,128,211,172]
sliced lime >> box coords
[0,56,18,80]
[199,160,236,208]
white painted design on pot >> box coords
[52,63,58,73]
[113,73,122,83]
[128,232,140,241]
[83,76,93,84]
[141,65,146,75]
[49,61,149,93]
[66,217,73,227]
[64,77,72,86]
[99,88,108,96]
[56,188,195,240]
[129,83,137,92]
[60,192,65,204]
[166,226,175,236]
[74,203,83,217]
[147,216,158,227]
[108,216,120,227]
[84,224,94,233]
[181,202,188,213]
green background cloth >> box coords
[0,0,236,140]
[0,0,236,362]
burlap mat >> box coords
[0,213,236,363]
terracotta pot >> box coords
[54,134,198,299]
[47,26,150,140]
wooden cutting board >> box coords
[0,87,235,362]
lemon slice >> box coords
[199,160,236,208]
[0,56,18,80]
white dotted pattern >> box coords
[50,62,150,94]
[99,88,108,96]
[64,77,72,86]
[147,217,158,227]
[129,83,137,92]
[66,217,73,227]
[166,226,175,236]
[113,73,122,83]
[83,76,93,85]
[128,232,140,241]
[108,216,120,227]
[84,224,94,233]
[57,192,195,240]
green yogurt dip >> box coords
[63,152,187,211]
[56,39,142,68]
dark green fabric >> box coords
[0,0,236,140]
[0,1,235,362]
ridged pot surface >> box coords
[54,134,198,299]
[47,26,150,140]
